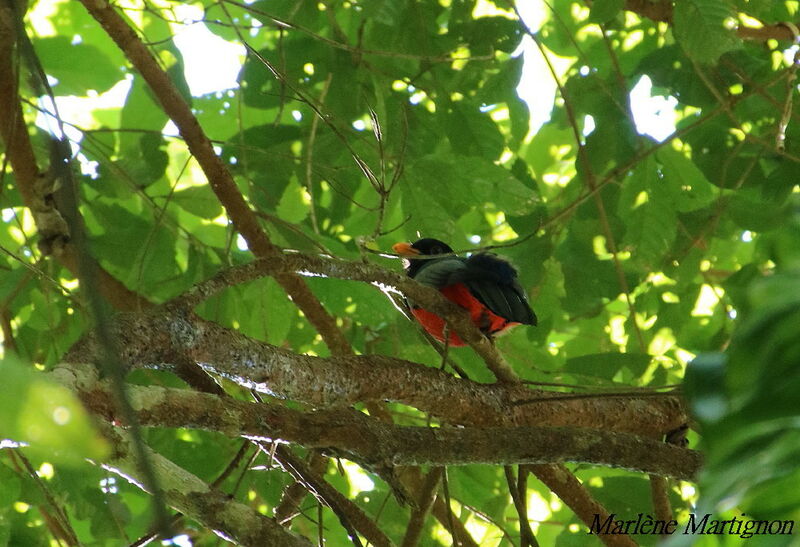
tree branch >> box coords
[89,418,311,546]
[271,445,386,547]
[401,468,479,547]
[164,250,690,539]
[54,362,702,480]
[65,310,686,436]
[505,466,538,547]
[527,464,637,547]
[401,468,442,547]
[650,475,673,524]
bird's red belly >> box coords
[411,283,518,346]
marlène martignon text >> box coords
[589,513,795,539]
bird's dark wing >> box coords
[454,254,537,325]
[411,257,469,288]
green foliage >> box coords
[686,269,800,520]
[33,36,122,95]
[0,357,108,465]
[2,0,800,545]
[673,0,742,64]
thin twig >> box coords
[306,73,333,234]
[401,468,443,547]
[504,466,538,547]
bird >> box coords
[393,238,536,346]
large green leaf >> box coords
[173,185,225,219]
[34,36,122,95]
[673,0,741,63]
[656,147,717,212]
[564,352,651,381]
[619,159,678,267]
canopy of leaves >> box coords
[1,0,799,545]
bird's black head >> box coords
[408,238,454,256]
[393,238,455,277]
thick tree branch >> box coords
[54,362,702,480]
[77,0,352,355]
[65,310,686,436]
[72,272,683,542]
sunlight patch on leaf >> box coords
[527,490,551,522]
[28,0,64,36]
[472,0,515,19]
[607,315,628,348]
[648,327,676,356]
[691,284,722,317]
[340,460,375,495]
[464,515,492,544]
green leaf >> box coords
[460,16,522,54]
[107,133,168,192]
[400,175,457,240]
[276,177,310,223]
[405,153,537,220]
[444,103,505,160]
[524,123,574,179]
[564,353,652,381]
[84,488,132,539]
[0,464,21,506]
[34,36,122,95]
[256,279,295,346]
[455,157,539,216]
[555,226,620,316]
[656,147,716,212]
[619,160,677,267]
[173,185,225,219]
[230,124,303,150]
[684,353,728,423]
[590,0,624,23]
[727,192,787,231]
[673,0,741,63]
[120,75,169,151]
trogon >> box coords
[393,238,536,346]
